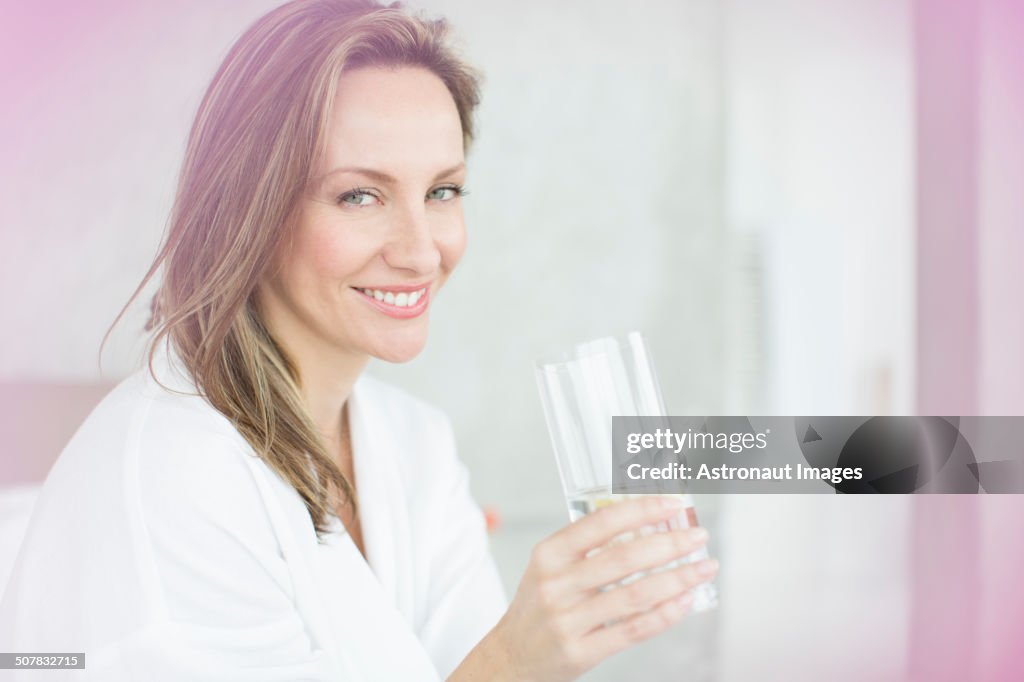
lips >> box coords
[352,285,430,319]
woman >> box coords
[0,1,717,679]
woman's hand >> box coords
[450,496,718,682]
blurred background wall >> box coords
[1,1,1022,680]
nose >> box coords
[383,201,442,275]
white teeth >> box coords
[359,287,427,307]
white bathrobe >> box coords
[0,342,508,681]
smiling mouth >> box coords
[354,286,427,307]
[352,285,431,318]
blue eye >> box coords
[429,184,467,201]
[337,188,378,207]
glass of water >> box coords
[535,331,718,612]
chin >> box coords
[367,331,429,364]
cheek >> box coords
[438,220,468,271]
[298,224,375,285]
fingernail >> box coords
[690,527,709,543]
[697,558,719,575]
[676,591,694,607]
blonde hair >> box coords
[102,0,482,539]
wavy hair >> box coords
[101,0,482,539]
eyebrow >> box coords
[316,162,466,186]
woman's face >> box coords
[258,66,468,368]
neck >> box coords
[294,345,370,450]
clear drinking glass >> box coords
[535,331,718,612]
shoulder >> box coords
[76,356,278,552]
[42,357,249,491]
[90,361,260,502]
[7,359,286,637]
[130,365,273,521]
[129,371,287,583]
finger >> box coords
[579,580,702,657]
[546,496,689,563]
[571,527,709,593]
[569,558,718,635]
